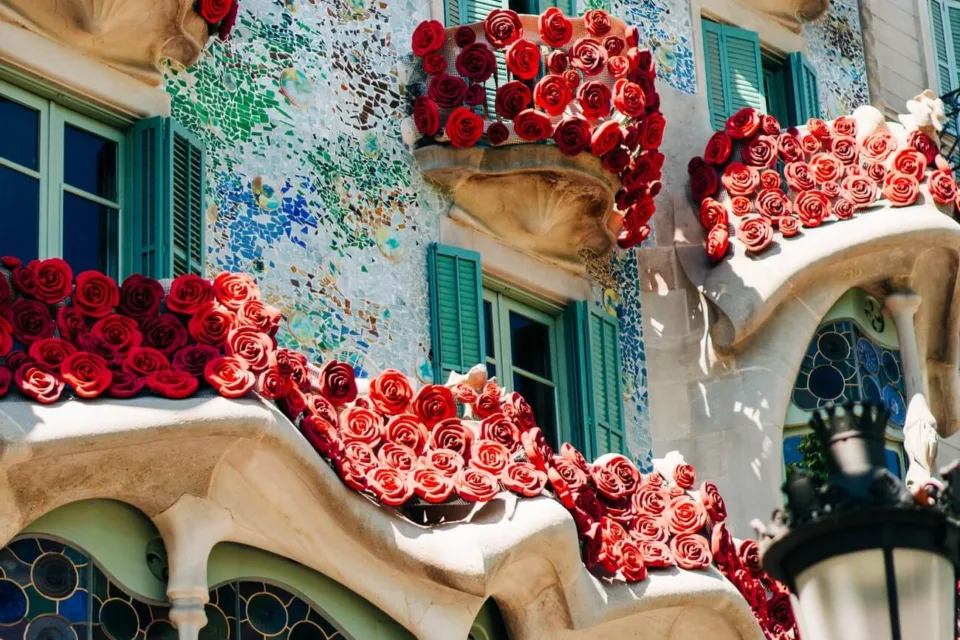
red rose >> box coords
[106,369,144,399]
[29,258,73,304]
[632,514,668,542]
[603,147,631,174]
[846,163,867,177]
[413,97,440,137]
[761,114,781,136]
[455,466,499,502]
[256,366,285,399]
[779,215,800,237]
[411,20,446,56]
[908,129,937,165]
[11,299,55,345]
[91,315,141,353]
[300,414,340,459]
[495,81,531,120]
[636,540,673,568]
[710,522,738,571]
[809,152,843,184]
[513,109,553,141]
[537,6,573,48]
[563,69,581,90]
[553,116,592,156]
[502,391,534,430]
[590,121,623,157]
[883,171,920,206]
[204,355,255,398]
[275,349,308,391]
[11,265,37,297]
[464,84,486,108]
[166,274,213,315]
[833,196,855,220]
[590,464,626,500]
[698,481,727,522]
[225,326,274,372]
[479,413,520,452]
[423,53,447,75]
[141,314,188,355]
[212,272,259,312]
[28,337,76,370]
[552,457,587,492]
[929,169,958,205]
[767,592,796,633]
[607,55,631,79]
[673,462,696,488]
[823,179,840,198]
[60,351,112,399]
[603,35,625,56]
[486,122,509,145]
[777,133,804,163]
[455,25,476,47]
[571,38,608,76]
[412,468,455,503]
[336,457,370,492]
[731,196,753,217]
[632,485,668,516]
[172,344,221,377]
[726,107,761,139]
[706,225,729,263]
[1,256,20,269]
[500,461,546,497]
[806,118,829,140]
[469,440,509,475]
[741,134,777,168]
[738,539,763,576]
[581,9,610,36]
[690,164,719,202]
[367,467,414,506]
[376,442,417,473]
[15,362,64,404]
[314,359,355,405]
[188,301,237,346]
[119,274,164,320]
[784,161,816,192]
[0,273,10,310]
[412,383,456,426]
[624,25,640,47]
[670,533,712,570]
[0,317,12,357]
[860,129,898,163]
[577,81,611,120]
[841,174,877,206]
[77,334,120,367]
[703,131,732,165]
[505,39,540,81]
[612,79,645,117]
[800,132,822,154]
[831,115,857,137]
[736,215,774,252]
[533,75,572,117]
[756,188,790,219]
[236,299,281,337]
[217,0,239,38]
[423,448,465,478]
[279,385,308,421]
[199,0,231,22]
[385,414,428,455]
[830,135,858,165]
[598,454,640,494]
[5,351,30,373]
[891,148,927,181]
[428,74,467,109]
[623,198,655,229]
[305,392,338,425]
[428,418,473,457]
[72,271,119,318]
[455,43,496,82]
[546,50,569,74]
[640,111,665,150]
[866,161,887,184]
[795,190,831,227]
[483,9,523,49]
[722,162,760,197]
[368,368,412,415]
[123,346,170,377]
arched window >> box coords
[203,581,344,639]
[784,288,907,480]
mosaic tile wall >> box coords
[162,0,654,467]
[803,0,871,117]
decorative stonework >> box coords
[0,0,212,86]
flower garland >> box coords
[194,0,240,40]
[409,9,664,250]
[0,256,792,637]
[687,107,957,263]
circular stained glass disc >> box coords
[32,553,78,599]
[199,604,230,640]
[857,338,879,374]
[883,386,907,427]
[145,620,178,640]
[808,365,845,401]
[882,351,901,384]
[818,332,850,361]
[100,599,139,640]
[25,615,77,640]
[0,578,28,625]
[247,593,287,636]
[862,375,882,406]
[289,620,327,640]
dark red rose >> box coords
[225,326,274,372]
[591,121,623,157]
[72,271,119,318]
[883,171,920,206]
[577,81,612,120]
[602,147,630,173]
[546,50,569,74]
[860,129,898,163]
[199,0,231,22]
[107,369,144,399]
[699,481,727,522]
[703,131,732,165]
[369,368,413,415]
[15,362,64,404]
[784,161,816,192]
[607,55,631,79]
[908,129,937,165]
[212,271,260,311]
[699,197,728,230]
[28,337,76,370]
[603,35,625,56]
[172,344,221,377]
[503,391,535,430]
[187,301,236,346]
[411,20,446,57]
[741,134,777,168]
[563,69,581,90]
[146,369,199,399]
[795,190,831,227]
[276,348,309,390]
[141,314,188,355]
[726,107,761,139]
[0,272,10,310]
[455,42,496,82]
[256,366,285,399]
[413,97,440,137]
[483,9,523,49]
[590,464,626,500]
[10,299,55,345]
[237,299,282,337]
[11,265,36,297]
[612,79,645,117]
[77,333,121,368]
[119,274,164,320]
[444,106,484,148]
[625,25,639,47]
[929,169,958,205]
[495,81,531,120]
[423,53,447,75]
[640,111,665,150]
[670,533,712,570]
[428,73,467,109]
[534,75,573,116]
[513,109,553,141]
[301,415,341,459]
[505,38,540,80]
[538,6,572,48]
[831,115,857,137]
[464,84,486,107]
[91,315,141,353]
[777,133,804,163]
[455,25,476,48]
[1,256,21,269]
[486,122,509,145]
[29,258,73,304]
[318,359,358,405]
[5,350,31,372]
[583,9,612,36]
[123,346,170,377]
[571,38,608,76]
[0,316,11,357]
[61,351,112,399]
[553,116,592,156]
[205,355,255,398]
[722,162,760,197]
[706,224,729,263]
[217,0,239,38]
[690,164,719,202]
[166,274,213,315]
[736,215,774,253]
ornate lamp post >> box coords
[758,402,960,640]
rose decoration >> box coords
[607,56,630,79]
[107,370,145,399]
[92,315,141,353]
[841,174,877,206]
[0,317,13,358]
[412,468,455,503]
[830,135,858,165]
[546,51,569,74]
[367,467,414,507]
[423,54,446,75]
[553,457,587,492]
[632,485,667,516]
[800,133,821,154]
[553,116,592,156]
[501,462,546,497]
[640,112,666,150]
[725,107,761,139]
[779,215,800,237]
[60,351,112,399]
[413,97,440,137]
[455,26,476,47]
[171,344,221,378]
[368,369,412,415]
[756,188,790,220]
[562,70,581,90]
[256,367,285,399]
[78,334,121,368]
[908,129,937,165]
[929,169,958,205]
[583,9,612,37]
[483,9,523,48]
[784,161,815,192]
[591,465,626,500]
[300,415,340,459]
[891,148,927,181]
[11,299,56,345]
[810,152,843,184]
[538,7,572,48]
[576,81,612,121]
[73,271,119,318]
[795,190,831,227]
[831,115,857,137]
[699,198,728,230]
[699,481,727,522]
[204,356,255,398]
[673,462,696,489]
[740,135,776,168]
[722,162,760,197]
[411,20,445,57]
[28,338,76,371]
[603,148,630,174]
[866,161,886,183]
[142,315,188,355]
[616,539,647,582]
[590,121,623,157]
[495,81,532,120]
[318,359,358,405]
[426,417,473,459]
[445,107,484,149]
[860,129,897,163]
[513,109,553,141]
[612,79,645,117]
[670,533,712,570]
[224,326,273,372]
[164,274,212,315]
[706,225,729,263]
[455,467,500,502]
[15,363,64,404]
[11,266,36,297]
[188,302,236,346]
[505,39,540,80]
[428,74,467,110]
[632,515,668,543]
[534,75,573,116]
[883,172,920,206]
[237,300,281,337]
[571,38,608,76]
[736,215,774,253]
[455,43,496,82]
[30,258,73,304]
[423,449,465,478]
[760,114,780,136]
[777,133,804,163]
[212,272,259,311]
[486,123,509,145]
[703,131,732,165]
[463,83,483,107]
[690,163,719,203]
[378,442,418,473]
[833,196,855,220]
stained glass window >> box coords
[203,581,345,639]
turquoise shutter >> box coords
[445,0,460,26]
[563,302,625,458]
[169,120,206,277]
[539,0,576,15]
[787,52,821,124]
[931,0,955,93]
[128,117,167,278]
[427,243,486,385]
[702,20,728,131]
[701,20,765,131]
[948,2,960,90]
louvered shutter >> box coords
[787,52,821,125]
[446,0,460,26]
[127,117,167,278]
[931,0,955,93]
[702,20,728,131]
[427,243,486,385]
[168,120,206,277]
[948,2,960,90]
[701,20,765,131]
[539,0,576,15]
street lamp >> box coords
[759,402,960,640]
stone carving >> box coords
[903,395,942,493]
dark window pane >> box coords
[885,449,901,479]
[64,125,117,200]
[486,362,497,380]
[514,374,556,447]
[0,97,40,170]
[484,300,495,358]
[62,193,118,276]
[808,365,844,400]
[510,311,551,378]
[0,165,40,263]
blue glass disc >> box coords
[857,338,879,374]
[0,578,27,624]
[883,385,906,427]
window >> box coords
[929,0,960,94]
[427,243,625,458]
[701,18,820,130]
[0,75,206,279]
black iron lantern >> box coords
[759,402,960,640]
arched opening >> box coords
[783,287,906,480]
[468,598,509,640]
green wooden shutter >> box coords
[539,0,576,15]
[128,117,167,278]
[445,0,460,26]
[169,120,206,277]
[787,52,821,125]
[427,243,486,385]
[701,20,765,131]
[931,0,955,93]
[948,2,960,90]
